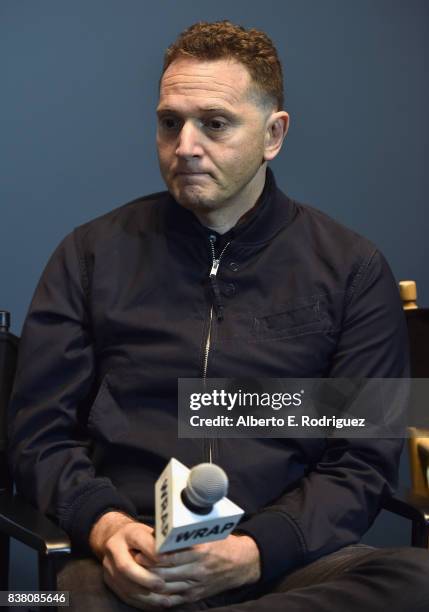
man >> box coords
[8,20,429,612]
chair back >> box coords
[399,282,429,494]
[0,311,18,493]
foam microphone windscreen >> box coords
[182,463,228,513]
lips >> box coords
[175,171,211,184]
[176,171,209,176]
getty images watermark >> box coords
[178,378,429,438]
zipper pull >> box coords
[210,259,220,277]
[207,234,230,321]
[209,235,220,278]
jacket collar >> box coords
[163,167,296,247]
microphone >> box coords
[181,463,228,514]
[155,458,244,553]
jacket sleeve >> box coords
[7,231,138,554]
[236,248,409,583]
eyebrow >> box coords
[156,106,235,117]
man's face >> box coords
[156,57,274,213]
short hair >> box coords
[162,20,284,110]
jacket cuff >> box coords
[59,481,139,555]
[235,511,305,583]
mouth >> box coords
[175,171,209,177]
[174,171,212,184]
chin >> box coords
[174,188,219,212]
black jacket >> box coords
[8,169,408,583]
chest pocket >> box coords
[254,296,334,341]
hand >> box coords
[89,512,171,610]
[136,534,261,607]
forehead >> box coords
[158,58,254,110]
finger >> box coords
[156,580,197,594]
[124,525,159,563]
[117,557,165,592]
[161,593,190,608]
[104,566,150,597]
[133,550,157,567]
[105,539,166,592]
[130,590,174,610]
[152,561,203,583]
[156,548,203,567]
[165,588,207,606]
[104,569,172,610]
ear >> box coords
[263,111,289,161]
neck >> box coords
[193,165,267,234]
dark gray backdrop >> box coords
[2,0,428,590]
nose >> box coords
[175,121,203,159]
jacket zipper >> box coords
[202,235,231,463]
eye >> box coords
[159,116,181,131]
[205,118,228,131]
